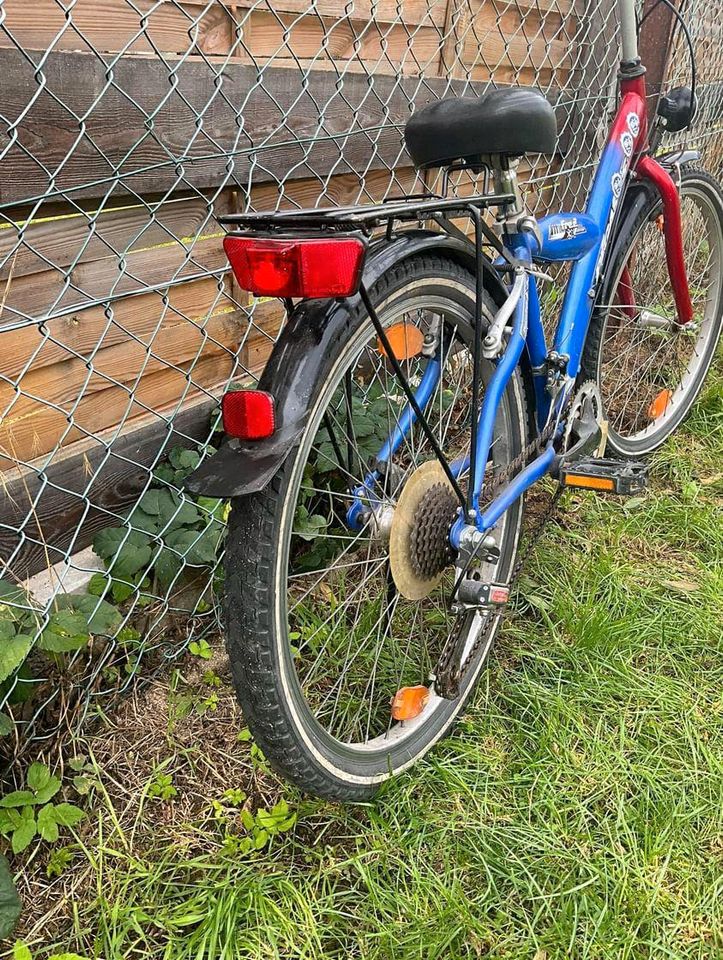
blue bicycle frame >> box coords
[347,87,648,549]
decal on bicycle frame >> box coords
[593,110,641,286]
[548,218,587,241]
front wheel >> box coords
[223,254,530,800]
[582,165,723,457]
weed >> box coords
[0,764,84,854]
[188,638,213,660]
[147,771,178,803]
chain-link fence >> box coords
[0,0,721,769]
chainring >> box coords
[563,379,607,457]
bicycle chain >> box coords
[434,390,574,699]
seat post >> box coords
[493,158,523,218]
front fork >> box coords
[620,155,695,327]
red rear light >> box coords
[224,236,365,298]
[222,390,275,440]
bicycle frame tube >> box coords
[550,86,648,376]
[344,53,696,544]
[346,90,649,539]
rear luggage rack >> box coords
[218,191,516,236]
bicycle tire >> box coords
[224,253,530,800]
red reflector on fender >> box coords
[223,236,366,298]
[222,390,275,440]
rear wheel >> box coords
[582,166,723,456]
[224,254,529,799]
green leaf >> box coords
[127,507,162,536]
[111,542,153,580]
[189,639,212,660]
[0,855,21,939]
[0,809,22,831]
[254,829,269,849]
[0,712,13,736]
[55,596,121,636]
[111,579,135,603]
[153,549,182,588]
[11,814,36,854]
[86,573,110,598]
[137,489,165,516]
[50,803,85,829]
[34,777,62,805]
[0,580,28,604]
[240,809,255,831]
[0,634,34,685]
[153,463,178,485]
[167,528,219,566]
[48,954,91,960]
[93,528,152,570]
[169,447,201,473]
[26,762,51,793]
[73,775,95,797]
[197,496,225,520]
[92,526,125,562]
[13,941,32,960]
[164,494,201,530]
[0,582,38,633]
[38,611,90,653]
[37,805,60,843]
[0,791,37,809]
[88,573,136,603]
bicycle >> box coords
[187,0,723,800]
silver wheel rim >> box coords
[273,278,522,759]
[596,180,723,452]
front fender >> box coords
[185,230,507,499]
[603,179,658,283]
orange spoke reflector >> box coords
[391,684,430,721]
[656,214,665,233]
[563,474,616,491]
[648,388,673,420]
[378,322,425,361]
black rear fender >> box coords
[185,230,510,499]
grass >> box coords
[8,367,723,960]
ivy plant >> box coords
[0,581,122,732]
[91,446,226,594]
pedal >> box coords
[561,457,648,495]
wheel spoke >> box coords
[595,182,722,447]
[282,288,521,748]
